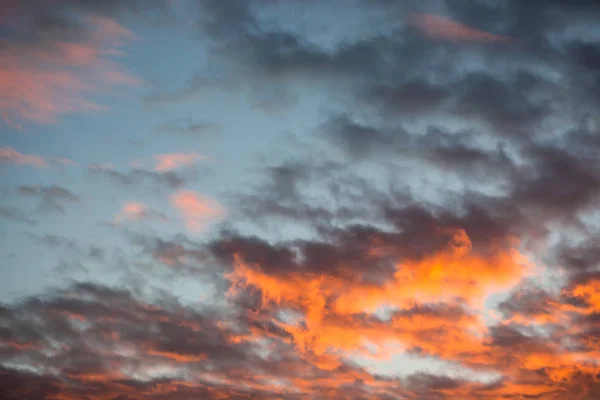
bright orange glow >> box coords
[227,229,532,362]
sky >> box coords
[1,0,600,398]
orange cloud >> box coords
[408,13,512,43]
[170,190,225,232]
[0,16,140,130]
[147,350,207,363]
[227,229,532,359]
[567,277,600,312]
[154,152,208,172]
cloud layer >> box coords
[2,0,600,399]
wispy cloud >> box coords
[170,190,225,232]
[114,201,167,224]
[17,184,80,213]
[88,163,186,189]
[0,15,140,130]
[0,147,75,167]
[154,152,208,172]
[0,147,47,167]
[408,13,512,43]
[154,118,221,136]
[0,205,36,225]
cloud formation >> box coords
[170,190,225,232]
[154,152,208,172]
[407,13,513,43]
[0,147,74,167]
[17,184,80,213]
[3,0,600,399]
[88,163,187,190]
[114,201,166,224]
[154,118,221,136]
[0,3,145,129]
[0,147,47,167]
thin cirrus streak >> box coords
[408,13,513,43]
[0,15,140,130]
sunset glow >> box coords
[2,1,600,399]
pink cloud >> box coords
[170,190,225,232]
[408,13,512,43]
[154,152,208,172]
[87,16,136,45]
[0,147,75,167]
[0,147,47,167]
[114,202,166,224]
[0,16,140,130]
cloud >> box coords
[154,118,221,136]
[4,1,600,398]
[130,235,207,269]
[0,147,75,167]
[217,219,532,356]
[170,190,225,232]
[1,271,599,399]
[114,201,167,224]
[0,147,47,167]
[0,206,36,225]
[88,163,187,189]
[0,5,147,129]
[407,13,513,43]
[154,152,208,172]
[17,184,80,213]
